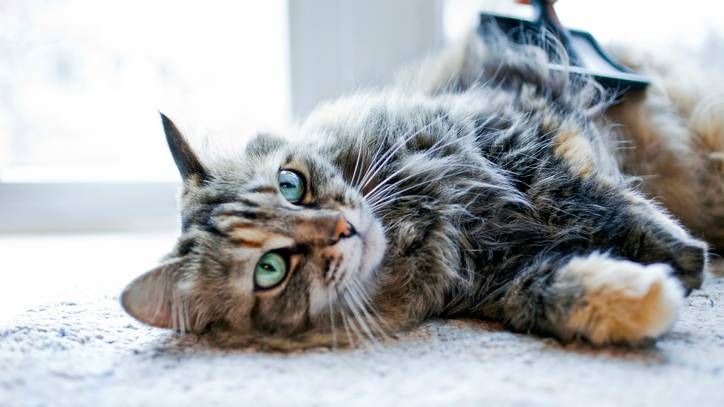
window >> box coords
[1,0,722,233]
[0,0,290,182]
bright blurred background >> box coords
[1,0,722,320]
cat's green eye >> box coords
[278,170,305,203]
[254,252,288,289]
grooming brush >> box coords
[478,0,650,92]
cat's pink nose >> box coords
[331,215,356,244]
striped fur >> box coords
[121,33,719,349]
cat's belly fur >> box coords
[305,88,708,331]
[299,33,716,341]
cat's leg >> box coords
[500,252,684,345]
[617,189,708,292]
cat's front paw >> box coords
[558,254,684,345]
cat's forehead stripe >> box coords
[235,198,260,207]
[249,185,277,194]
[227,227,267,243]
[227,227,294,249]
[228,237,264,248]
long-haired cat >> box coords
[121,32,721,349]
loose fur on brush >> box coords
[121,32,721,350]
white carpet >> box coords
[2,275,723,406]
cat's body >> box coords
[122,34,721,349]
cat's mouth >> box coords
[308,205,386,318]
[319,208,385,287]
[338,206,386,288]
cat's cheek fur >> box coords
[308,279,332,317]
[360,217,387,286]
[556,253,684,345]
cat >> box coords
[121,32,721,350]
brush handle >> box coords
[527,0,582,66]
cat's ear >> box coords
[121,258,205,332]
[160,113,208,181]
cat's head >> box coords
[121,114,386,341]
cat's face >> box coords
[121,115,386,339]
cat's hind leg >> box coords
[500,252,684,345]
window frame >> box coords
[0,0,443,234]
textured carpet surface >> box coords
[2,277,723,406]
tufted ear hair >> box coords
[160,113,208,181]
[121,258,207,332]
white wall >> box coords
[288,0,444,118]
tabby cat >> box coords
[121,32,722,349]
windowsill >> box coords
[0,181,181,234]
[0,164,179,183]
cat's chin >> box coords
[306,210,386,318]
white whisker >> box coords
[327,289,337,349]
[347,278,390,341]
[357,115,449,192]
[343,290,380,348]
[363,129,466,200]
